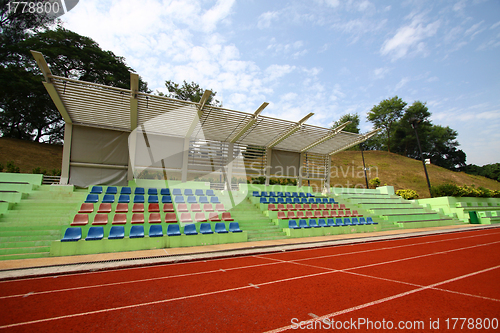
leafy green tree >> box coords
[367,96,406,152]
[0,27,149,143]
[332,113,360,134]
[159,80,222,107]
[392,101,432,157]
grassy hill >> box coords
[1,138,498,198]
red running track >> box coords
[1,228,500,332]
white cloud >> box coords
[315,0,341,8]
[395,77,410,91]
[264,64,296,82]
[491,21,500,30]
[373,67,390,80]
[380,14,440,61]
[464,20,485,39]
[453,0,466,12]
[257,11,280,29]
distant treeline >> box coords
[461,163,500,182]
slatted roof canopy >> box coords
[33,51,379,155]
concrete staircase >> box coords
[230,198,288,241]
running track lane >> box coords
[0,228,499,332]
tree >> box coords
[332,113,360,134]
[367,96,406,152]
[0,27,149,143]
[160,80,222,107]
[392,101,432,157]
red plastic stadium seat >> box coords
[191,204,202,212]
[131,213,144,224]
[132,203,144,213]
[322,210,332,218]
[286,211,296,219]
[148,203,160,212]
[215,203,225,212]
[318,204,326,210]
[180,213,192,223]
[296,211,305,219]
[295,204,304,211]
[203,204,214,212]
[97,203,112,214]
[339,204,346,210]
[177,204,189,212]
[352,210,362,217]
[163,203,175,212]
[303,204,311,210]
[286,204,296,211]
[268,204,278,211]
[310,204,318,210]
[78,203,94,214]
[277,204,286,211]
[194,212,207,222]
[221,212,234,221]
[115,203,129,213]
[333,204,339,210]
[71,214,88,226]
[165,213,177,223]
[337,210,345,217]
[277,211,287,219]
[93,214,108,225]
[208,212,221,222]
[314,211,323,219]
[325,203,333,210]
[148,213,162,224]
[112,214,127,224]
[331,210,338,218]
[305,211,313,219]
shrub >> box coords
[0,163,3,172]
[51,169,62,176]
[32,167,47,174]
[6,161,20,173]
[396,189,419,200]
[431,183,460,197]
[369,177,380,188]
[431,183,500,198]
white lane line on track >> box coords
[263,264,500,333]
[1,228,497,284]
[2,229,499,299]
[2,239,499,329]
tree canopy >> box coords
[0,26,149,143]
[160,80,222,107]
[332,113,360,134]
[367,96,406,152]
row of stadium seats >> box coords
[259,197,335,204]
[252,191,315,198]
[288,217,376,229]
[277,210,361,219]
[62,222,243,241]
[84,194,221,204]
[78,203,227,214]
[269,203,347,211]
[72,212,235,225]
[90,186,216,196]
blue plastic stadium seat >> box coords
[162,195,172,203]
[322,198,328,203]
[252,191,260,197]
[62,227,82,242]
[315,198,322,203]
[160,188,170,196]
[172,189,182,196]
[359,217,367,225]
[167,224,181,236]
[108,226,125,239]
[307,193,314,197]
[134,195,145,203]
[187,196,197,203]
[269,191,276,197]
[229,222,242,232]
[148,195,159,203]
[293,198,301,204]
[86,227,104,240]
[195,189,204,196]
[184,224,198,235]
[206,189,215,196]
[181,189,191,196]
[298,198,306,204]
[134,187,145,195]
[288,220,300,229]
[335,218,344,226]
[307,198,314,203]
[259,197,268,204]
[343,218,352,225]
[328,198,335,203]
[327,218,337,227]
[298,192,305,198]
[210,197,220,204]
[200,223,213,234]
[149,225,163,237]
[291,192,298,198]
[268,198,276,204]
[366,217,377,224]
[118,194,130,203]
[148,188,158,195]
[285,198,293,204]
[277,198,285,204]
[261,191,268,197]
[351,217,359,225]
[90,186,103,194]
[309,219,320,228]
[106,187,117,194]
[121,187,131,194]
[199,196,209,204]
[318,219,327,227]
[299,219,311,229]
[277,192,284,197]
[85,194,99,203]
[102,194,115,203]
[175,196,185,203]
[130,225,145,238]
[214,222,228,233]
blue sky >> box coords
[62,0,500,166]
